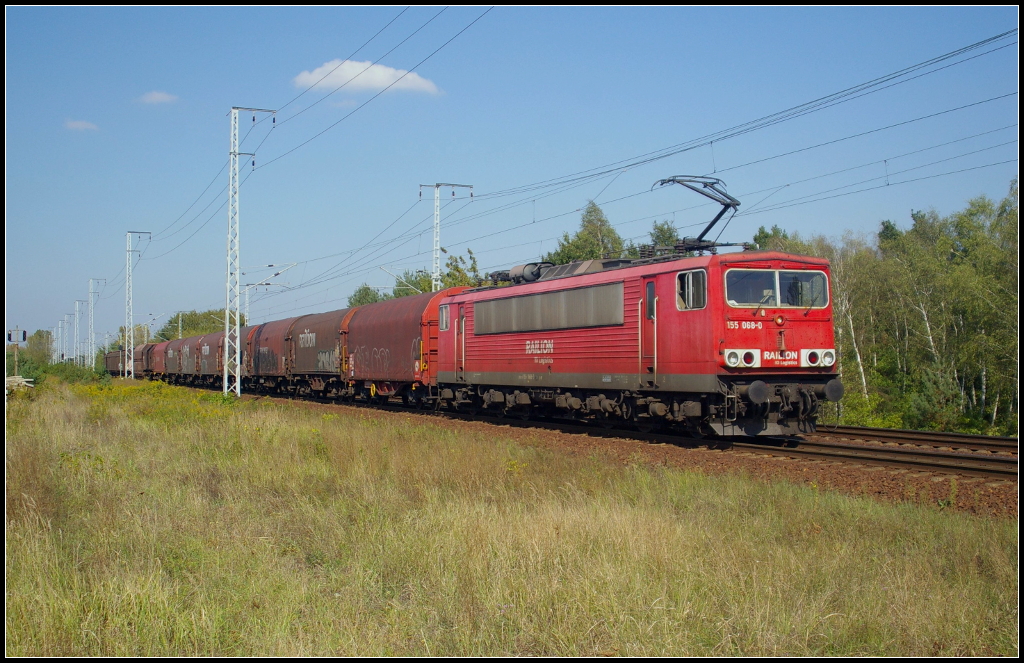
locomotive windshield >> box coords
[779,270,828,307]
[726,269,828,308]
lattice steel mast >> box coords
[419,183,473,291]
[125,231,150,378]
[74,300,87,366]
[225,107,274,396]
[89,278,105,370]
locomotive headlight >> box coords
[725,349,760,368]
[800,348,836,367]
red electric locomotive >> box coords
[435,250,842,436]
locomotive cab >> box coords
[709,253,843,435]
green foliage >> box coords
[545,201,626,264]
[753,224,793,251]
[630,221,682,259]
[773,180,1019,435]
[25,330,53,365]
[440,248,481,289]
[153,310,242,343]
[391,270,431,299]
[877,219,902,246]
[348,284,390,307]
[650,220,680,248]
[7,347,106,385]
[349,250,483,304]
[822,393,904,429]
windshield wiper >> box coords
[754,291,773,317]
[804,289,820,315]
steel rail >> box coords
[809,425,1018,453]
[733,438,1018,480]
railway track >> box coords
[731,437,1017,480]
[808,424,1017,454]
[244,389,1019,481]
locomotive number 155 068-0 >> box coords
[726,320,762,330]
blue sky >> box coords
[5,6,1019,344]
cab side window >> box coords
[676,270,707,310]
[439,305,450,331]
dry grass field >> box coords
[5,380,1018,656]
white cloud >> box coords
[293,59,439,95]
[139,91,178,104]
[65,120,98,131]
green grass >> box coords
[5,380,1018,655]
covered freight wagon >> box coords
[248,317,300,385]
[346,288,466,396]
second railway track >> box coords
[732,437,1018,480]
[806,425,1018,454]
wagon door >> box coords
[456,305,466,382]
[640,277,658,387]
